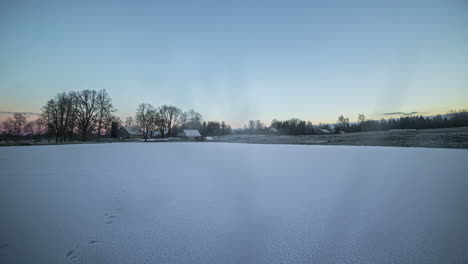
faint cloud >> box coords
[0,111,41,115]
[381,111,425,116]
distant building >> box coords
[179,129,202,140]
[320,128,331,134]
[150,129,169,138]
[270,127,278,133]
[119,126,142,138]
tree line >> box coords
[238,110,468,136]
[1,89,467,141]
[334,111,468,134]
[1,89,117,142]
[130,103,231,141]
[40,89,117,142]
[237,119,332,135]
[0,91,234,142]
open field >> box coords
[1,143,467,263]
[2,127,468,149]
[214,126,468,149]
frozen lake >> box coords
[0,143,467,263]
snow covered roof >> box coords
[320,129,331,134]
[121,126,140,135]
[182,129,201,137]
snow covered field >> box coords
[1,143,467,263]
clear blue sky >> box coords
[1,0,467,127]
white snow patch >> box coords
[0,143,467,263]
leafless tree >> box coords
[57,92,76,142]
[135,103,157,141]
[76,90,99,141]
[248,120,255,134]
[155,108,167,138]
[181,109,203,129]
[42,99,59,142]
[255,120,264,132]
[337,115,350,132]
[65,91,78,142]
[95,89,115,141]
[159,105,181,137]
[25,118,46,142]
[41,92,77,142]
[39,89,116,142]
[358,114,366,124]
[125,116,135,127]
[2,113,27,139]
[1,118,14,135]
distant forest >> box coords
[1,89,467,142]
[238,111,468,136]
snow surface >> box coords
[0,143,467,264]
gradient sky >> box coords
[1,0,467,127]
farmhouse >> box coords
[180,129,202,140]
[119,126,142,138]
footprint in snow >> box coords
[0,243,8,249]
[71,256,77,260]
[88,240,99,244]
[65,249,74,257]
[106,221,113,224]
[65,243,80,259]
[108,215,116,219]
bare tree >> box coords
[25,118,45,142]
[41,92,77,142]
[135,103,157,141]
[76,90,99,141]
[42,99,59,142]
[221,121,226,134]
[40,89,116,142]
[358,114,366,124]
[95,89,115,141]
[125,116,135,127]
[248,120,255,134]
[1,113,27,140]
[65,91,78,142]
[255,120,264,133]
[155,108,167,138]
[1,118,14,135]
[337,115,350,133]
[57,92,76,142]
[159,105,181,137]
[14,113,27,136]
[182,109,203,129]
